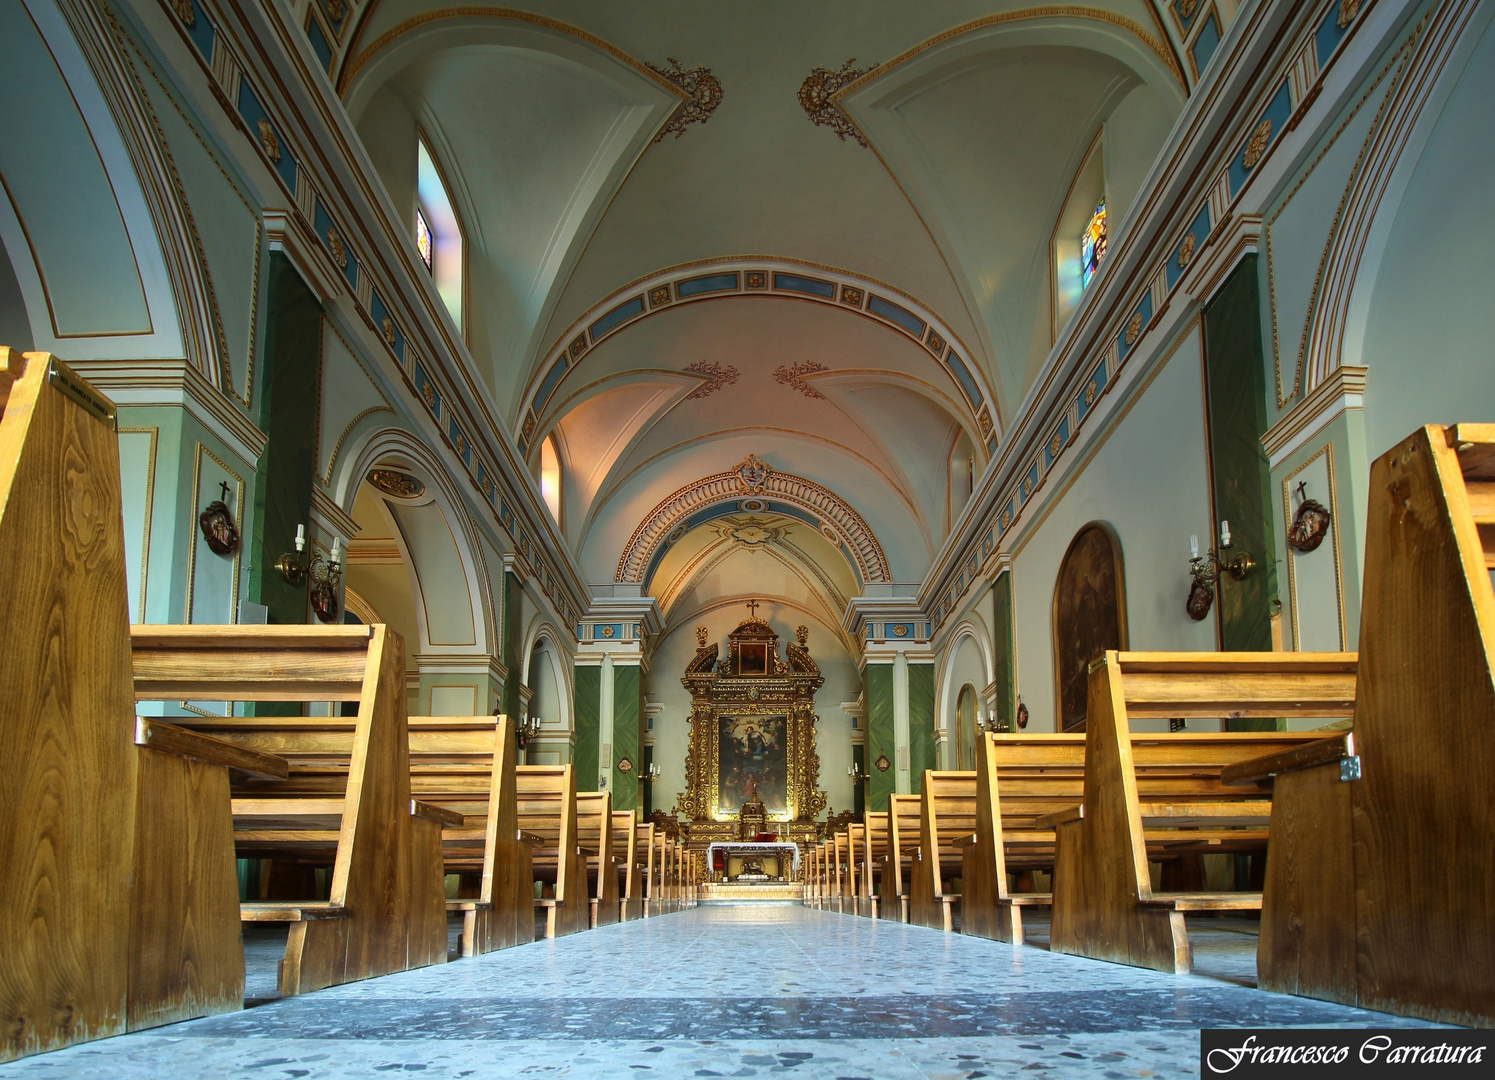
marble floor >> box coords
[1,906,1442,1079]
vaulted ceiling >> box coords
[341,0,1186,614]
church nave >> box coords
[0,907,1441,1080]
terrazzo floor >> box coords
[0,905,1443,1079]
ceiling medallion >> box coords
[736,454,772,490]
[719,517,782,547]
[601,625,616,638]
[1177,231,1197,270]
[798,58,878,147]
[1125,311,1144,346]
[368,468,424,498]
[649,285,672,307]
[891,624,909,638]
[773,360,827,399]
[256,118,280,162]
[740,498,767,513]
[684,360,739,399]
[1243,117,1273,170]
[820,524,840,546]
[647,58,725,142]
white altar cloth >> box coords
[707,841,801,873]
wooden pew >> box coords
[577,792,619,928]
[1044,650,1354,974]
[648,827,673,913]
[860,811,888,918]
[879,794,922,922]
[909,770,977,931]
[614,810,644,921]
[1236,423,1495,1026]
[516,765,590,938]
[637,822,660,915]
[832,829,853,912]
[845,823,866,913]
[405,715,535,956]
[136,624,454,995]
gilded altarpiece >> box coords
[677,615,826,865]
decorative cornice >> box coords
[797,59,877,147]
[1262,365,1367,468]
[616,455,891,586]
[645,58,724,141]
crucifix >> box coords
[218,480,232,506]
[745,599,760,618]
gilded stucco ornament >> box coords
[326,227,348,269]
[173,0,195,27]
[1050,432,1063,459]
[381,317,396,345]
[324,0,343,22]
[684,359,739,399]
[1178,231,1197,269]
[798,59,878,147]
[1085,381,1098,406]
[1125,311,1143,347]
[1243,118,1273,169]
[1178,0,1198,18]
[646,58,725,142]
[1337,0,1362,27]
[257,118,281,163]
[367,468,424,498]
[736,453,771,490]
[773,360,827,399]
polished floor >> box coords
[1,906,1441,1079]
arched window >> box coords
[417,134,464,333]
[539,434,562,526]
[1051,131,1108,338]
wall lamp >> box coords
[645,762,663,783]
[277,524,344,623]
[847,762,869,785]
[1186,520,1255,620]
[515,714,542,748]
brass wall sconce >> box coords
[645,762,663,783]
[1186,521,1255,620]
[513,713,542,748]
[277,524,344,623]
[847,762,869,785]
[977,708,1010,735]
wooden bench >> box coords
[405,715,535,956]
[138,624,454,995]
[517,764,590,938]
[613,811,644,921]
[576,792,618,928]
[845,822,866,914]
[878,794,923,922]
[860,811,888,918]
[1044,650,1354,974]
[909,770,977,931]
[1235,424,1495,1026]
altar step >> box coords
[698,882,805,904]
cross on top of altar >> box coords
[745,599,760,618]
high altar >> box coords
[676,606,826,880]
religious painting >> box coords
[718,714,788,816]
[1053,522,1127,732]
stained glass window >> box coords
[416,208,433,270]
[1081,201,1107,289]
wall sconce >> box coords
[645,762,663,783]
[847,762,869,785]
[1186,521,1255,621]
[513,714,542,748]
[277,525,344,623]
[977,709,1008,735]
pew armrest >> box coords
[135,717,289,780]
[446,900,493,912]
[1140,892,1264,911]
[1220,733,1355,787]
[518,830,545,846]
[412,799,464,826]
[1036,805,1083,829]
[240,902,348,921]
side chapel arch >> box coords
[1052,521,1128,732]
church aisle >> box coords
[0,907,1440,1080]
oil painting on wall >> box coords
[1053,523,1127,732]
[718,714,788,815]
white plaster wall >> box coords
[1010,324,1217,732]
[643,604,861,821]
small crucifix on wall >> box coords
[746,599,760,618]
[198,478,240,556]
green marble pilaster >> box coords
[992,571,1016,730]
[573,664,600,793]
[502,570,523,718]
[907,663,935,793]
[611,662,641,811]
[865,664,895,813]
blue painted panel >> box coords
[448,419,471,464]
[986,436,998,458]
[1173,0,1197,35]
[1227,82,1293,197]
[588,295,645,340]
[773,273,836,299]
[532,355,568,412]
[1315,4,1353,67]
[997,498,1016,534]
[306,18,333,72]
[313,199,358,289]
[867,295,925,337]
[1018,461,1040,505]
[182,0,215,59]
[1043,416,1071,469]
[369,290,404,362]
[1077,360,1109,421]
[677,272,738,297]
[413,360,442,418]
[1117,291,1155,359]
[1165,203,1214,290]
[317,0,345,34]
[236,82,297,191]
[946,351,982,408]
[1191,13,1221,77]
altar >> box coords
[707,842,800,883]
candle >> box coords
[295,523,305,551]
[1190,534,1199,559]
[330,538,342,564]
[1220,520,1232,548]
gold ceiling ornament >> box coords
[1337,0,1361,26]
[1243,117,1273,170]
[173,0,195,27]
[600,624,616,638]
[1085,381,1098,407]
[717,516,782,547]
[1177,231,1198,269]
[646,58,725,142]
[891,623,909,638]
[256,118,281,163]
[798,59,878,147]
[773,360,828,399]
[1125,311,1144,346]
[1178,0,1198,19]
[676,610,826,828]
[649,285,672,307]
[326,227,348,269]
[735,453,772,491]
[367,468,424,498]
[1050,432,1064,459]
[421,381,436,409]
[684,359,739,400]
[324,0,343,21]
[381,316,396,345]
